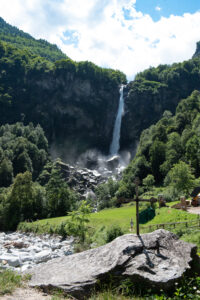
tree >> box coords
[65,201,91,242]
[13,151,33,175]
[143,174,155,191]
[164,161,195,197]
[149,140,165,182]
[185,135,200,176]
[0,158,13,187]
[6,171,35,229]
[46,167,77,217]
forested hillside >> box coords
[0,39,126,158]
[121,53,200,151]
[118,90,200,199]
[0,122,48,187]
[0,122,80,230]
[193,41,200,58]
[0,18,127,230]
[2,16,200,159]
[0,17,67,62]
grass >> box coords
[19,200,197,233]
[88,291,142,299]
[48,275,200,300]
[18,200,200,249]
[0,268,22,295]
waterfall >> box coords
[109,85,124,156]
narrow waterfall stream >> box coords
[109,85,124,156]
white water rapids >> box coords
[109,85,124,156]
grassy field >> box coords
[18,201,199,233]
[18,201,200,248]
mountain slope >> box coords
[1,16,200,160]
[119,90,200,198]
[0,17,67,62]
[121,51,200,152]
[0,40,126,160]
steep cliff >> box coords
[26,66,122,159]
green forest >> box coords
[0,38,126,154]
[121,52,200,148]
[119,90,200,199]
[0,122,79,231]
[0,17,67,62]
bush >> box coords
[56,221,67,238]
[105,225,124,243]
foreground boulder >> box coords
[28,230,199,299]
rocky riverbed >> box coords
[0,232,74,272]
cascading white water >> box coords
[109,85,124,156]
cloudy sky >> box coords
[0,0,200,79]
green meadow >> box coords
[18,201,200,250]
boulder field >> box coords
[0,232,74,272]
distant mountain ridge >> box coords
[0,17,67,62]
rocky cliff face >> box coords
[24,72,120,159]
[121,82,176,151]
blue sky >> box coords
[135,0,200,21]
[0,0,200,79]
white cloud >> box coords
[0,0,200,80]
[155,6,161,11]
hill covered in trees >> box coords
[0,37,126,159]
[121,51,200,152]
[0,17,67,62]
[0,122,79,231]
[1,16,200,160]
[118,90,200,199]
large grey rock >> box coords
[28,230,200,299]
[106,155,120,170]
[34,250,52,264]
[0,254,20,267]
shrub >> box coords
[105,225,124,243]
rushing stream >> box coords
[109,85,124,156]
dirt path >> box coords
[0,287,53,300]
[187,207,200,214]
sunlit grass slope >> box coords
[19,201,198,233]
